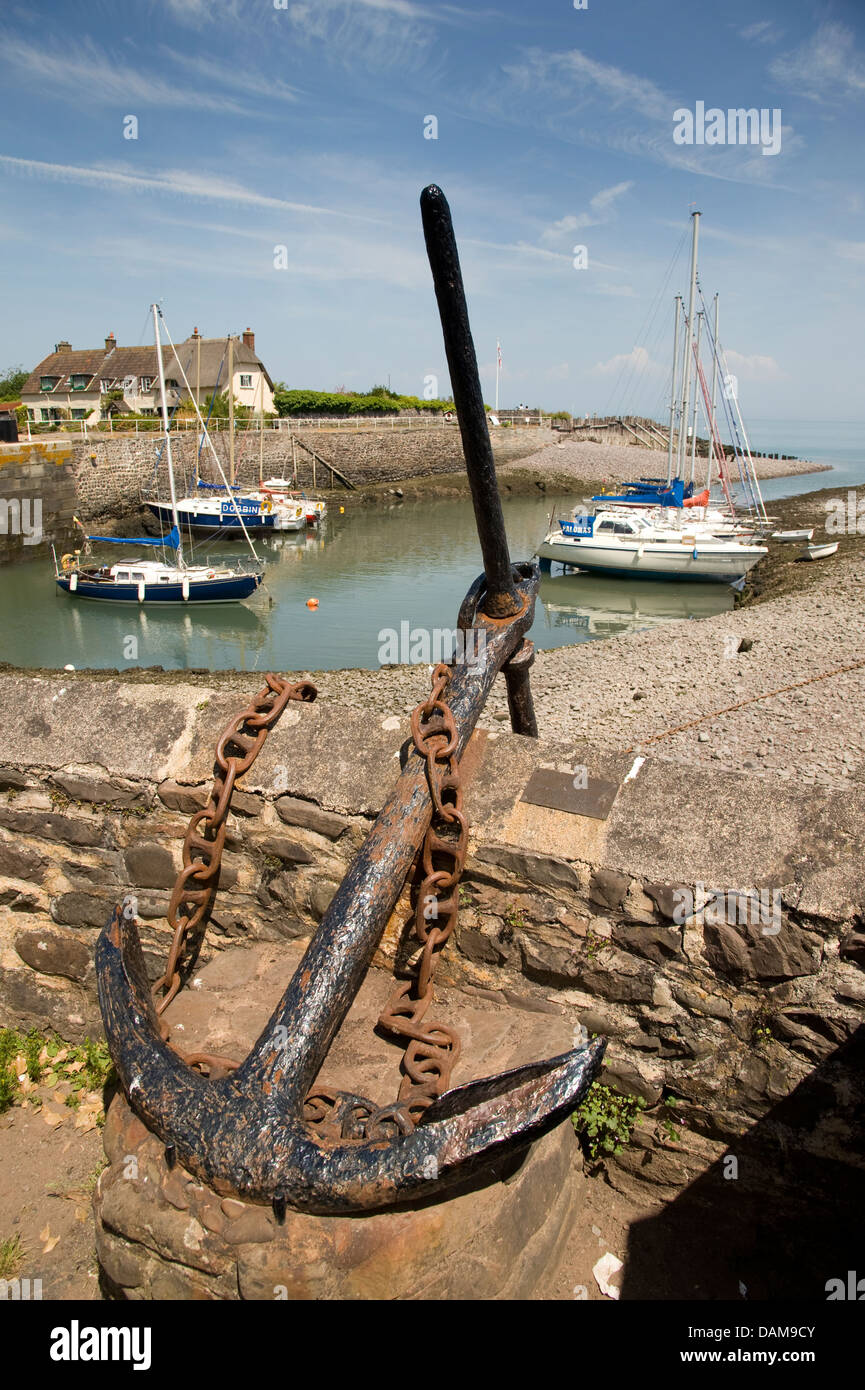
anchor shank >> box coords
[420,184,521,619]
[240,574,537,1101]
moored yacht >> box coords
[537,509,767,584]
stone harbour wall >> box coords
[69,425,553,520]
[0,671,862,1213]
[0,439,78,562]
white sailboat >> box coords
[537,509,767,584]
[55,306,265,604]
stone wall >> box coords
[69,425,552,520]
[0,439,78,562]
[0,671,862,1211]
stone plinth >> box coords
[94,942,586,1300]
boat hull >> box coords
[147,502,303,534]
[537,535,766,584]
[56,574,261,604]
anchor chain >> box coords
[152,665,465,1133]
[153,673,317,1068]
[305,661,466,1141]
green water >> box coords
[0,494,734,672]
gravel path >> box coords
[303,547,865,791]
[499,438,829,485]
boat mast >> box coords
[666,294,682,484]
[152,303,183,569]
[258,370,264,480]
[677,210,700,479]
[689,311,703,484]
[228,335,235,486]
[707,293,719,491]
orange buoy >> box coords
[306,598,319,609]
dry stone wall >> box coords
[0,672,862,1213]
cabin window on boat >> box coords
[116,572,129,581]
[596,521,617,532]
[131,572,145,582]
[158,575,170,583]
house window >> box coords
[140,377,153,391]
[41,408,60,422]
[239,374,252,388]
[100,380,113,392]
[70,374,89,391]
[165,378,178,389]
[27,409,35,422]
[40,376,58,392]
[71,409,87,420]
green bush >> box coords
[272,385,455,418]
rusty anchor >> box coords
[95,185,606,1215]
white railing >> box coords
[20,412,551,439]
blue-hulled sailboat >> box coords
[54,305,264,605]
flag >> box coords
[497,341,502,369]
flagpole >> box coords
[495,340,500,413]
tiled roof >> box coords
[20,336,272,397]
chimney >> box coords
[55,340,72,353]
[242,327,255,353]
[192,327,200,338]
[105,333,117,351]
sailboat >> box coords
[537,212,772,584]
[145,332,306,535]
[54,305,265,604]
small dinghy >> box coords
[799,541,839,561]
[772,529,814,543]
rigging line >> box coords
[157,312,261,565]
[603,228,688,419]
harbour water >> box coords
[3,429,861,674]
[2,494,735,673]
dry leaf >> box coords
[41,1108,65,1128]
[53,1049,69,1065]
[38,1221,61,1255]
[65,1060,85,1074]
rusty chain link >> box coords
[152,673,316,1071]
[152,665,466,1132]
[304,662,466,1141]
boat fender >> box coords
[137,579,146,603]
[61,553,77,571]
[692,547,699,560]
[69,573,78,592]
[207,570,215,579]
[182,576,190,602]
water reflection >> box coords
[2,495,736,671]
[538,569,733,641]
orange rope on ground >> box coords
[625,657,865,754]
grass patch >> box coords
[0,1234,25,1280]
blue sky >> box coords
[1,0,863,421]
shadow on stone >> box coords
[620,1025,865,1300]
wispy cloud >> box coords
[834,241,865,264]
[740,20,783,46]
[0,36,261,115]
[769,22,865,103]
[0,155,386,224]
[540,181,633,244]
[162,49,303,103]
[473,48,798,188]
